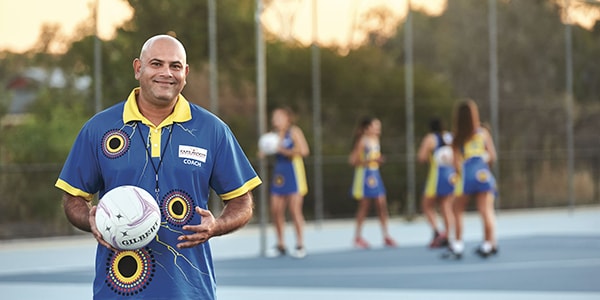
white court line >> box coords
[1,283,599,300]
[218,286,600,300]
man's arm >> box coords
[213,192,254,236]
[63,192,115,250]
[62,193,92,232]
[177,191,254,249]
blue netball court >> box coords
[0,206,599,300]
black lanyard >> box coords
[136,122,174,201]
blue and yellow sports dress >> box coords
[454,128,496,196]
[271,130,308,196]
[424,132,456,198]
[351,141,386,199]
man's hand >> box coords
[90,206,117,251]
[176,193,253,249]
[63,193,116,251]
[177,207,217,249]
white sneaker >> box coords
[265,246,286,258]
[291,246,306,259]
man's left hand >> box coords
[177,207,216,249]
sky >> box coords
[0,0,133,53]
[260,0,445,49]
[0,0,597,54]
[0,0,444,53]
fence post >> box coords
[526,155,535,208]
[595,155,599,204]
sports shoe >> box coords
[384,236,398,248]
[354,237,370,249]
[441,246,463,260]
[265,245,286,258]
[475,245,498,258]
[429,232,449,248]
[291,246,307,259]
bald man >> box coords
[56,35,261,299]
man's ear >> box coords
[133,58,141,80]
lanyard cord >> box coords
[136,122,174,201]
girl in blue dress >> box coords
[417,118,455,248]
[349,117,397,249]
[444,100,498,259]
[267,107,309,258]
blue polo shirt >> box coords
[56,88,261,299]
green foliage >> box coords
[0,83,9,119]
[1,87,89,163]
[262,42,455,155]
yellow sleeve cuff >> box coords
[220,176,262,200]
[55,179,94,201]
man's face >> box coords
[133,38,189,107]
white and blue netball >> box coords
[434,145,454,166]
[258,132,280,155]
[95,185,161,250]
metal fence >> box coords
[2,148,594,239]
[290,150,600,222]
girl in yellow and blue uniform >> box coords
[418,118,455,249]
[444,100,498,259]
[454,130,496,196]
[349,117,397,249]
[272,130,308,197]
[265,107,309,258]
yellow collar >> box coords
[123,87,192,128]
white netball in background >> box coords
[258,132,280,155]
[434,145,454,166]
[95,185,161,250]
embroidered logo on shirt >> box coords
[178,145,207,163]
[105,248,155,296]
[102,129,130,159]
[161,189,194,227]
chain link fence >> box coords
[3,148,596,239]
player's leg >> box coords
[288,193,306,257]
[354,198,371,248]
[422,194,441,247]
[375,195,397,247]
[475,191,497,257]
[270,194,287,254]
[443,194,467,259]
[453,194,467,243]
[435,194,453,247]
[440,195,454,233]
[421,195,439,233]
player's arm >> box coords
[291,126,310,157]
[483,129,497,166]
[279,126,309,158]
[417,134,434,164]
[348,138,364,167]
[178,192,254,249]
[452,145,463,175]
